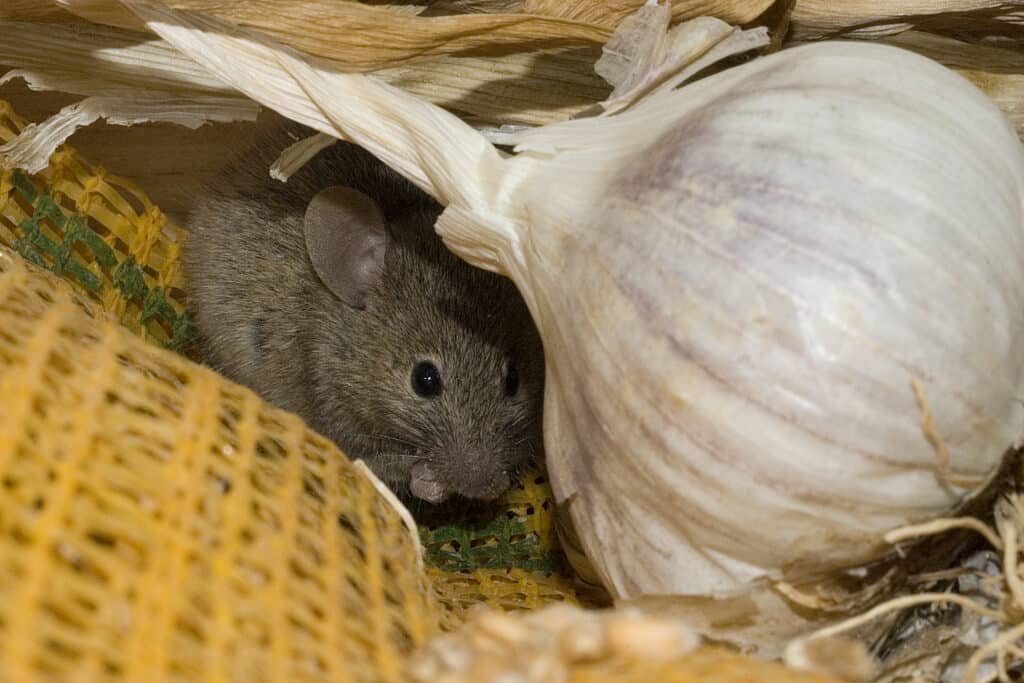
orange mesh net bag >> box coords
[0,243,439,681]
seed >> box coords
[526,654,568,683]
[475,610,532,646]
[431,637,474,673]
[527,604,586,633]
[604,617,698,662]
[492,673,530,683]
[558,619,607,662]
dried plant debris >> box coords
[787,494,1024,683]
[789,1,1024,42]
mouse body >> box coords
[184,120,544,504]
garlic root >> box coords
[786,494,1024,683]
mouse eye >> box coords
[504,363,520,397]
[411,361,443,398]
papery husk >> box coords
[269,131,337,182]
[0,19,262,170]
[0,18,609,129]
[56,0,777,72]
[609,555,910,660]
[0,1,78,22]
[521,0,775,26]
[12,3,1024,137]
[375,48,611,126]
[0,93,257,174]
[92,0,504,224]
[57,0,613,70]
[590,5,769,116]
[421,0,526,15]
[877,31,1024,72]
[408,601,855,683]
[294,0,777,26]
[789,0,1024,41]
[960,70,1024,140]
[0,20,242,97]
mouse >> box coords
[183,118,545,504]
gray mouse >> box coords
[183,120,544,504]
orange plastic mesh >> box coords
[429,566,585,627]
[0,245,439,681]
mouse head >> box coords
[304,185,545,505]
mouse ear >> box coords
[304,185,389,309]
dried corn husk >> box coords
[790,0,1024,40]
[591,8,768,116]
[0,21,242,97]
[0,18,609,128]
[521,0,775,26]
[0,1,77,21]
[423,0,526,14]
[55,0,778,73]
[877,31,1024,72]
[0,19,260,171]
[375,48,610,125]
[419,0,777,25]
[960,70,1024,137]
[59,0,611,70]
[0,93,256,174]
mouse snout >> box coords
[446,449,511,501]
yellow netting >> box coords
[0,101,192,352]
[0,244,439,680]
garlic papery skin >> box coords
[501,40,1024,599]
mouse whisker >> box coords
[507,433,538,449]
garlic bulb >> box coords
[30,0,1024,632]
[497,39,1024,624]
[451,40,1024,598]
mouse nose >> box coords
[451,455,510,501]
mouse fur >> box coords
[183,120,544,503]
